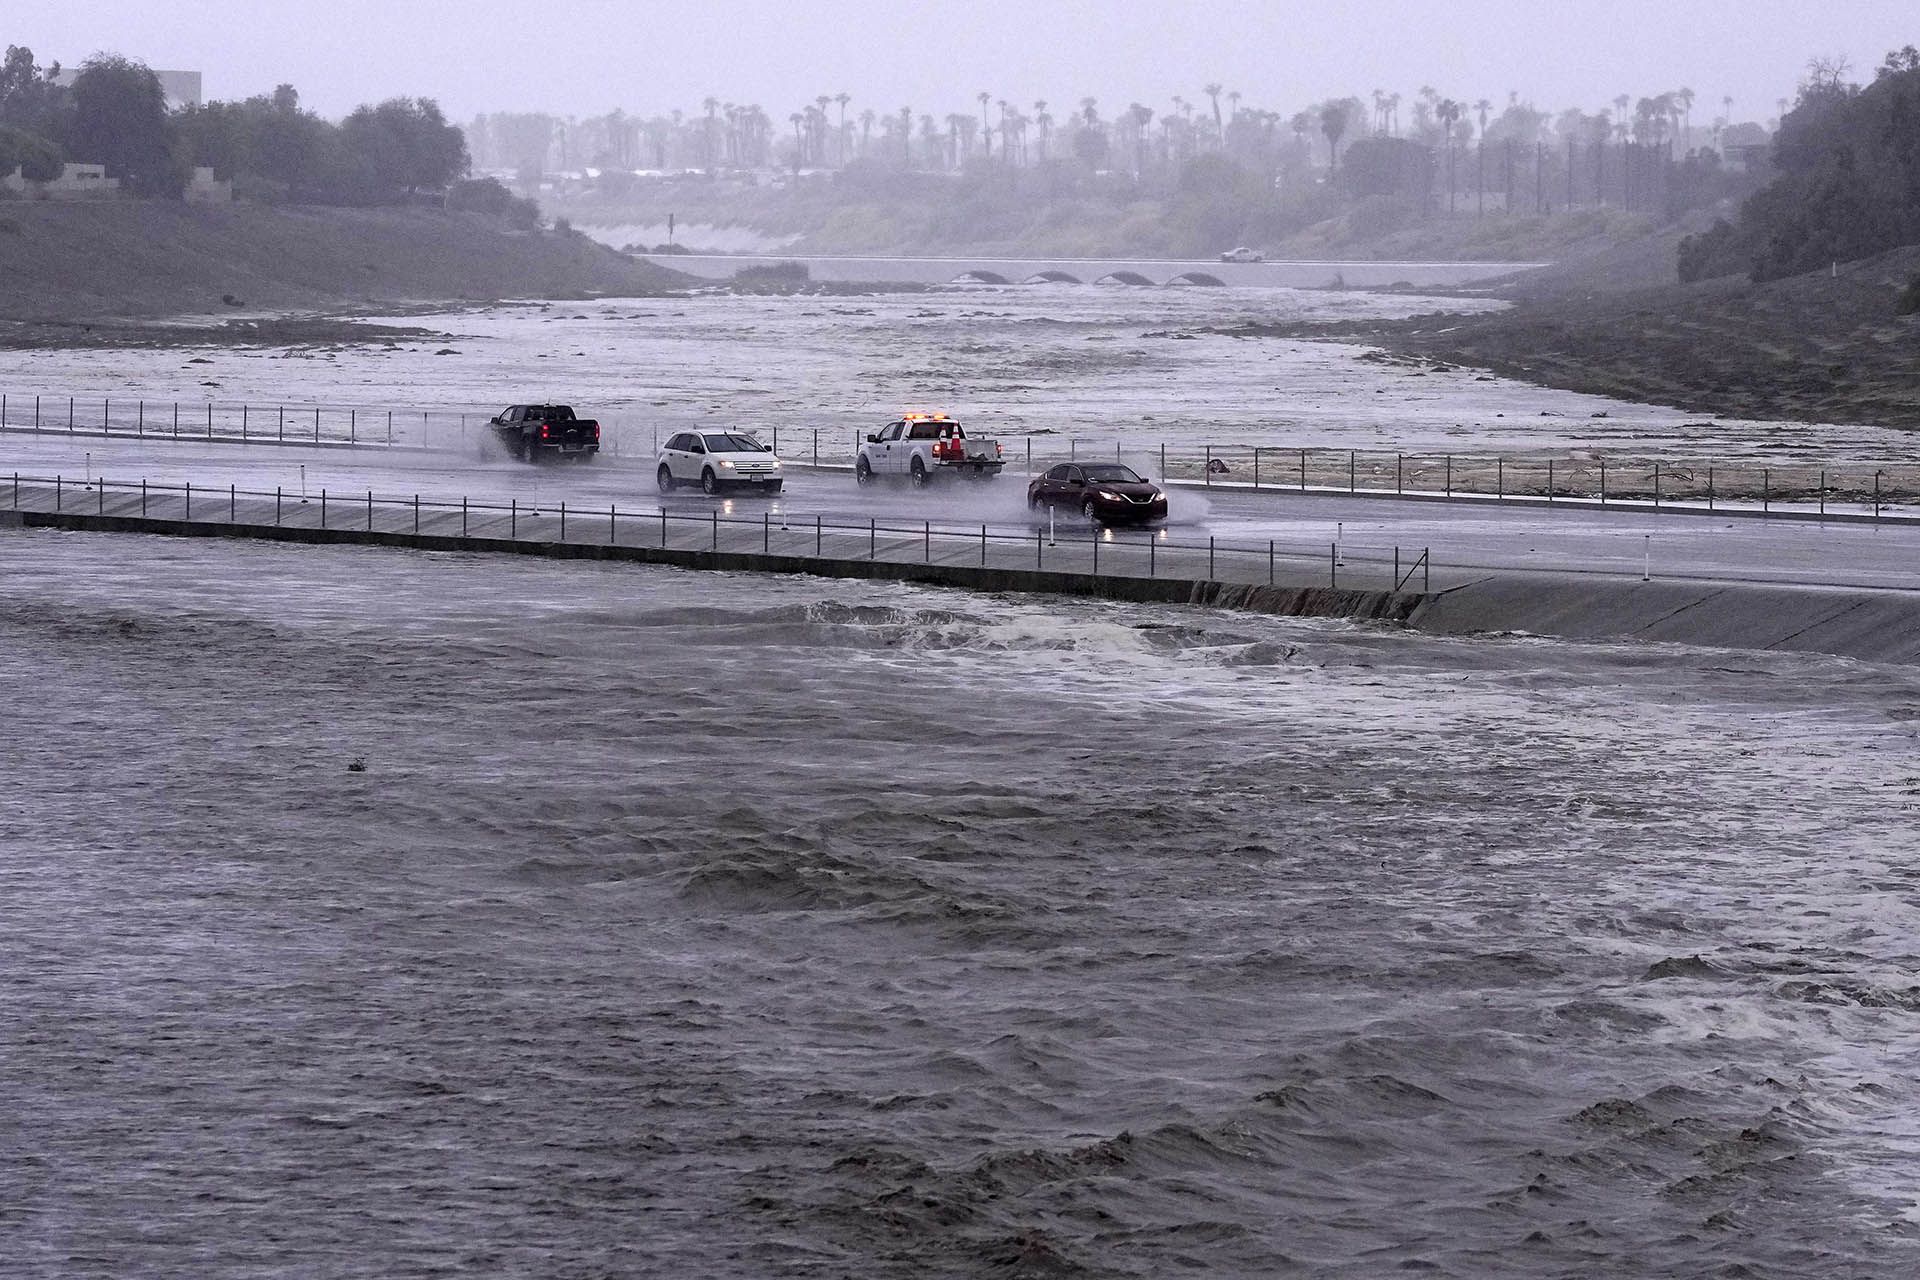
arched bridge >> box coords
[637,252,1543,290]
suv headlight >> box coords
[719,459,734,468]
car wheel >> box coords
[855,456,873,485]
[766,481,783,494]
[657,464,675,493]
[1081,497,1101,524]
[910,458,929,487]
[1028,491,1041,510]
[701,469,720,496]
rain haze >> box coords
[7,1,1920,1277]
[7,0,1919,118]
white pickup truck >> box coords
[855,414,1005,486]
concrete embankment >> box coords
[10,504,1920,665]
[1412,572,1920,664]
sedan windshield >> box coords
[702,433,767,452]
[1080,464,1144,483]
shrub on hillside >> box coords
[447,176,540,229]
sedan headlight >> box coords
[719,459,734,468]
[1096,490,1123,501]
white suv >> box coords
[657,430,784,495]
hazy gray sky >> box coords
[9,0,1915,123]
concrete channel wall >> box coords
[11,491,1920,667]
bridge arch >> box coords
[1023,269,1083,284]
[1166,271,1226,287]
[950,269,1011,285]
[1094,270,1154,286]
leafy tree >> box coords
[66,54,185,196]
[340,97,467,199]
[447,175,540,228]
[0,123,62,180]
[0,45,67,136]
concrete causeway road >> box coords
[6,432,1920,595]
[641,252,1540,289]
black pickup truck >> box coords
[487,404,600,462]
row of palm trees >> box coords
[468,82,1768,184]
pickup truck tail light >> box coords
[995,442,1003,456]
[540,425,551,439]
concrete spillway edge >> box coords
[13,509,1920,666]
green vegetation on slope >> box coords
[0,202,685,321]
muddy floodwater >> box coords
[5,530,1920,1277]
[2,285,1902,461]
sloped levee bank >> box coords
[1411,573,1920,665]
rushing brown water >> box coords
[5,529,1919,1277]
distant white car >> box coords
[1219,246,1266,263]
[656,430,784,495]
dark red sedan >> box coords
[1027,463,1169,525]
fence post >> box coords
[1394,546,1400,588]
[1874,470,1882,521]
[610,503,616,545]
[981,523,987,566]
[1424,549,1430,593]
[143,478,148,517]
[1209,536,1215,580]
[1762,468,1770,515]
[1036,529,1042,569]
[1396,453,1403,495]
[206,402,212,438]
[1268,540,1274,585]
[242,405,248,440]
[184,480,189,519]
[869,517,875,560]
[366,490,372,531]
[56,474,62,510]
[463,497,468,537]
[1205,444,1212,485]
[388,411,393,445]
[660,507,667,547]
[1160,442,1165,480]
[816,514,822,557]
[1547,460,1554,503]
[278,406,284,441]
[1253,447,1260,489]
[813,428,819,466]
[275,486,280,525]
[1299,448,1306,491]
[560,500,567,540]
[350,410,356,444]
[1445,454,1452,497]
[923,519,930,563]
[764,511,771,553]
[139,400,144,435]
[68,396,74,433]
[414,494,420,534]
[511,498,516,537]
[320,488,326,528]
[711,509,717,550]
[1708,465,1714,511]
[1348,451,1356,493]
[1149,535,1155,577]
[104,398,110,432]
[1497,456,1503,499]
[1653,463,1660,508]
[229,483,235,522]
[1329,542,1336,588]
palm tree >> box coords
[788,111,804,169]
[1129,102,1153,175]
[1474,98,1492,136]
[978,91,992,160]
[1320,101,1350,172]
[834,92,851,164]
[1204,82,1223,142]
[1034,99,1050,160]
[702,96,720,171]
[1676,86,1694,151]
[859,107,875,158]
[898,106,912,165]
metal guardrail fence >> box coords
[4,392,1913,514]
[2,471,1433,594]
